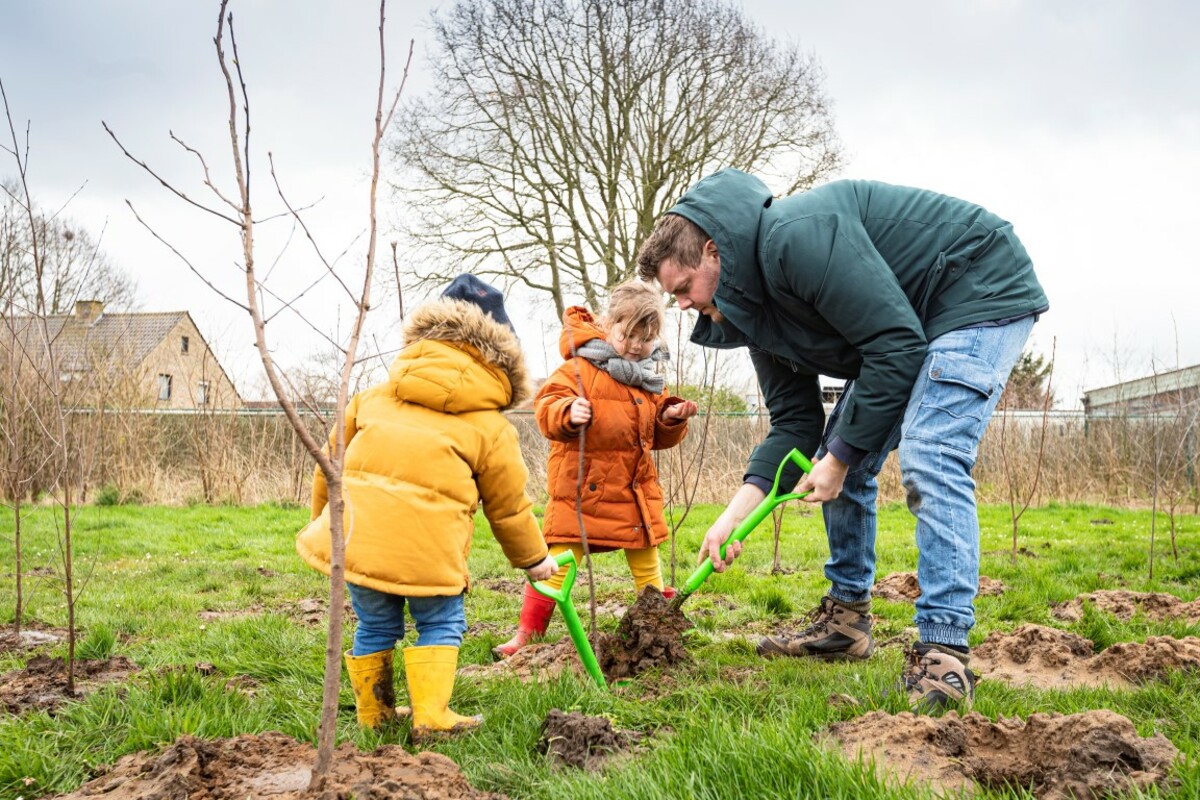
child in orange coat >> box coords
[494,279,698,658]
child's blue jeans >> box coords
[347,584,467,655]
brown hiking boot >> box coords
[756,596,874,661]
[900,642,976,713]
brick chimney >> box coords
[74,300,104,323]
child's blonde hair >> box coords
[605,279,665,342]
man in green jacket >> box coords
[636,169,1048,711]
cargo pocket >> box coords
[905,351,998,454]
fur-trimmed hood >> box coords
[393,298,531,411]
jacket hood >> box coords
[667,169,774,346]
[557,305,605,359]
[392,299,531,411]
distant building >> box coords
[742,378,845,415]
[1082,364,1200,417]
[3,300,242,409]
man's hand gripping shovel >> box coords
[668,448,813,612]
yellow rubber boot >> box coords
[404,645,482,742]
[344,649,410,729]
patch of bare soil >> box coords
[826,709,1177,800]
[0,622,70,655]
[536,709,642,771]
[46,731,502,799]
[460,639,584,683]
[1051,590,1200,624]
[972,624,1200,690]
[280,599,353,627]
[2,654,139,715]
[198,605,265,622]
[595,587,691,681]
[872,572,1004,603]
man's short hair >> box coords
[635,214,709,282]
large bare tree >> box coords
[1,183,138,314]
[392,0,842,314]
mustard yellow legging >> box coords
[540,542,664,592]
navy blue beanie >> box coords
[441,273,515,332]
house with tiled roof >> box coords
[5,300,242,409]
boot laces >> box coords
[796,597,837,636]
[900,644,930,690]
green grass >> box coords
[0,500,1198,799]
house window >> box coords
[197,380,211,406]
[157,374,173,401]
[181,336,190,354]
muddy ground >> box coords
[1,653,140,715]
[537,709,643,770]
[0,622,71,656]
[972,623,1200,689]
[45,731,502,799]
[1052,589,1200,624]
[872,572,1005,603]
[828,709,1178,799]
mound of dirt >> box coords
[460,638,584,683]
[47,730,502,799]
[872,572,1004,602]
[594,587,691,681]
[536,709,642,771]
[972,624,1200,689]
[827,709,1178,799]
[0,622,69,655]
[1051,590,1200,623]
[2,654,139,715]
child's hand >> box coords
[569,398,593,427]
[662,399,698,421]
[526,554,558,582]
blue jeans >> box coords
[819,317,1035,648]
[347,584,467,655]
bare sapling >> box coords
[103,0,412,784]
[1000,339,1056,564]
[2,77,111,692]
[662,311,719,585]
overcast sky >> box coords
[2,0,1198,407]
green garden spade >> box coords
[668,448,813,611]
[529,550,607,688]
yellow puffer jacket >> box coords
[296,299,549,596]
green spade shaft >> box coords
[528,549,607,688]
[669,448,813,611]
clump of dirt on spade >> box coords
[594,586,691,681]
[826,709,1177,799]
[972,623,1200,690]
[49,730,502,799]
[1052,589,1200,623]
[537,709,642,771]
[1,654,139,715]
[872,572,1004,603]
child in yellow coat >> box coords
[298,274,556,739]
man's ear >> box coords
[704,239,719,258]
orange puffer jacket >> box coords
[537,306,688,550]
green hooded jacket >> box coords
[667,169,1048,485]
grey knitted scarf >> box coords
[575,338,668,394]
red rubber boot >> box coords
[492,584,556,660]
